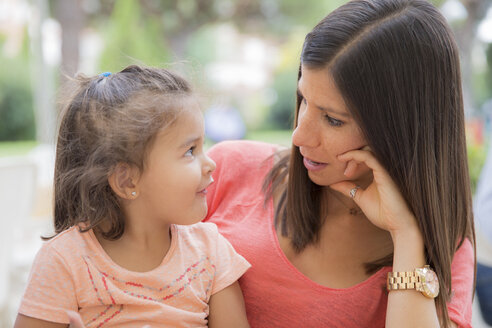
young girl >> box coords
[14,65,251,328]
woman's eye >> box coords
[325,115,344,127]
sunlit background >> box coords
[1,0,492,325]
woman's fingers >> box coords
[329,181,363,202]
[338,149,383,173]
[338,148,395,186]
[343,160,359,177]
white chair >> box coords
[0,157,36,321]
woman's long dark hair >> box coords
[265,0,475,326]
[52,65,191,240]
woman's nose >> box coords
[292,107,318,148]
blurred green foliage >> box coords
[267,68,297,129]
[472,44,492,109]
[265,31,305,129]
[98,1,170,71]
[468,140,487,194]
[0,54,36,141]
[0,140,37,157]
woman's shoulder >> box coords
[207,140,280,166]
[452,237,474,267]
[207,140,282,194]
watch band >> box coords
[387,271,420,291]
[387,265,439,298]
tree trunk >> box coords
[453,0,490,117]
[31,0,56,144]
[55,0,84,83]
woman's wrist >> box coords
[388,214,421,244]
[390,222,426,272]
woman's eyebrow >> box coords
[296,87,351,118]
[317,104,351,118]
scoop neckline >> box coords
[86,224,178,275]
[266,196,390,292]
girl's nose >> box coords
[203,154,216,175]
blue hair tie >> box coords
[100,72,112,77]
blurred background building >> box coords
[1,0,492,326]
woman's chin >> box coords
[307,170,372,188]
[307,172,342,187]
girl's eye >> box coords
[185,146,195,157]
[325,115,344,127]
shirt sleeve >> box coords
[447,238,475,328]
[18,243,77,324]
[207,223,251,295]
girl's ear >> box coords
[108,163,140,199]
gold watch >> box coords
[387,265,439,298]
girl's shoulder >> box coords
[38,226,91,259]
[174,222,219,243]
[43,226,85,246]
[174,222,234,255]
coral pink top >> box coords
[18,222,250,327]
[204,140,474,328]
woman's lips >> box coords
[303,157,328,171]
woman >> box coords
[204,0,475,327]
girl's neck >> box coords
[95,220,173,272]
[123,219,171,249]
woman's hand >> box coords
[329,148,419,238]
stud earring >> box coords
[131,191,137,197]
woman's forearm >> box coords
[385,226,441,328]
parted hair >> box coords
[52,65,192,240]
[264,0,475,326]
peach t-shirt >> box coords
[204,140,475,328]
[18,222,250,327]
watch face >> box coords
[420,267,439,298]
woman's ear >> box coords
[108,163,140,199]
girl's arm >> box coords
[208,281,250,328]
[14,314,68,328]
